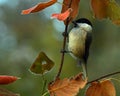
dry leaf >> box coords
[86,79,116,96]
[30,51,54,75]
[0,87,20,96]
[0,75,19,85]
[48,73,87,96]
[51,8,72,21]
[61,0,80,24]
[22,0,57,14]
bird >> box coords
[68,18,93,79]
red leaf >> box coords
[22,0,57,15]
[61,0,80,24]
[0,75,19,85]
[51,8,72,21]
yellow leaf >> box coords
[30,51,54,75]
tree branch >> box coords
[55,0,73,79]
[87,71,120,84]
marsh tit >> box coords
[68,18,93,79]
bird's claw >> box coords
[60,50,72,53]
[60,49,68,53]
[62,32,68,37]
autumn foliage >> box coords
[61,0,80,24]
[0,75,20,95]
[91,0,120,25]
[22,0,120,25]
[51,8,72,21]
[86,80,116,96]
[21,0,120,95]
[1,0,120,96]
[22,0,80,23]
[22,0,57,14]
[0,75,19,85]
[48,73,87,96]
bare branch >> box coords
[55,0,73,79]
[87,71,120,84]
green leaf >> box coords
[30,51,54,75]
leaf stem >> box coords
[41,91,49,96]
[87,71,120,84]
[55,0,73,79]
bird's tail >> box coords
[78,60,88,79]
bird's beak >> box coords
[72,21,78,27]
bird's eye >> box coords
[72,21,79,27]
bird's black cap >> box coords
[73,18,92,27]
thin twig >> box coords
[55,21,69,79]
[41,75,47,95]
[56,0,73,79]
[87,71,120,84]
[41,91,49,96]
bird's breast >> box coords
[68,29,87,58]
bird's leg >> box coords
[81,63,88,80]
[60,49,68,53]
[60,50,72,53]
[62,32,68,37]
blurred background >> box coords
[0,0,120,95]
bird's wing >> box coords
[83,32,92,64]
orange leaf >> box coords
[61,0,80,24]
[0,75,19,85]
[48,73,87,96]
[51,8,72,21]
[91,0,108,19]
[22,0,57,15]
[86,79,116,96]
